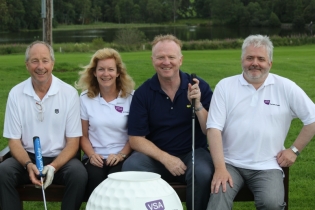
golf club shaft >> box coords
[191,73,196,210]
[192,118,195,210]
[41,177,47,210]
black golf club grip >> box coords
[191,73,197,109]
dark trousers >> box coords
[122,148,214,210]
[83,158,123,200]
[0,154,87,210]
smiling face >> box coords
[151,40,183,81]
[94,58,119,89]
[25,43,54,87]
[242,45,272,87]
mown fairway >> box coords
[0,45,314,209]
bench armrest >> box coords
[0,146,10,162]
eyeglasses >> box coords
[35,102,44,122]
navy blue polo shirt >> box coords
[128,71,213,156]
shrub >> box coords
[92,37,105,48]
[114,28,147,46]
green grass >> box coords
[0,45,315,209]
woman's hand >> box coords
[106,153,123,166]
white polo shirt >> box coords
[80,90,134,159]
[207,73,315,170]
[3,75,82,157]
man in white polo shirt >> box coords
[0,41,87,210]
[206,35,315,209]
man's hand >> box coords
[276,149,297,167]
[187,78,201,106]
[163,155,187,176]
[42,165,56,189]
[211,168,233,194]
[27,163,42,187]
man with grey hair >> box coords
[0,41,87,210]
[206,34,315,209]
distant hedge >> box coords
[0,35,314,55]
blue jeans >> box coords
[122,148,214,210]
[0,154,87,210]
[207,163,286,210]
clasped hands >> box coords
[28,164,55,189]
[89,153,123,168]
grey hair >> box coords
[241,35,274,62]
[25,41,55,62]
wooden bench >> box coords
[0,146,289,209]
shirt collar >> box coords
[149,70,189,91]
[99,90,125,105]
[23,75,59,101]
[239,73,275,87]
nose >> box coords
[103,69,110,76]
[37,61,45,69]
[162,57,171,64]
[251,58,259,66]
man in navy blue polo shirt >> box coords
[122,34,214,210]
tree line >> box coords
[0,0,314,32]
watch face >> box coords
[290,146,299,155]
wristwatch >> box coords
[290,145,300,156]
[24,160,32,170]
[195,103,203,112]
[118,152,127,159]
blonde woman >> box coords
[76,48,134,198]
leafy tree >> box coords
[6,0,25,31]
[22,0,41,30]
[245,2,263,26]
[103,2,116,22]
[0,0,10,30]
[54,1,76,24]
[211,0,244,25]
[178,0,193,18]
[146,0,163,23]
[282,0,296,22]
[269,12,281,27]
[132,4,142,23]
[80,0,92,24]
[292,0,305,29]
[194,0,211,18]
[116,0,134,23]
[91,6,102,22]
[115,5,121,23]
[303,0,315,23]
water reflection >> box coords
[0,25,310,44]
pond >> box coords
[0,25,311,44]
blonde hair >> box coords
[75,48,135,98]
[151,34,183,55]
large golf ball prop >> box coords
[86,171,183,210]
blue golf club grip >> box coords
[33,136,44,177]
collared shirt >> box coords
[128,71,213,156]
[3,75,82,157]
[80,90,134,158]
[207,73,315,170]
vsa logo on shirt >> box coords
[115,106,129,114]
[145,199,165,210]
[264,100,280,106]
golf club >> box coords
[33,136,47,210]
[191,73,196,210]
